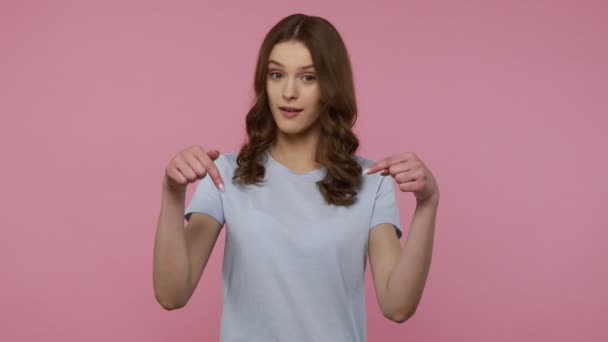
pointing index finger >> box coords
[196,150,225,192]
[363,153,406,175]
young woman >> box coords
[153,13,440,342]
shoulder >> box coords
[353,153,384,180]
[353,154,376,169]
[217,151,239,165]
[210,152,238,175]
[215,152,383,181]
[219,152,374,168]
[353,153,387,191]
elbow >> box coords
[393,310,414,324]
[387,306,416,324]
[154,288,188,311]
[156,296,187,311]
[153,278,192,311]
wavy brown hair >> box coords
[232,13,363,206]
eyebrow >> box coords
[268,59,315,70]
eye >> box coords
[269,72,282,79]
[303,74,316,82]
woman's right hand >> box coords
[163,145,225,193]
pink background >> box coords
[1,0,607,341]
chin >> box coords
[271,111,320,135]
[281,125,322,139]
[276,123,308,135]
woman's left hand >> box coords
[364,152,440,204]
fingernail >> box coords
[219,183,225,192]
[362,168,370,175]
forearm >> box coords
[153,180,192,309]
[386,196,438,321]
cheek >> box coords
[303,87,321,104]
[266,81,278,97]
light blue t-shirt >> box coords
[184,149,402,342]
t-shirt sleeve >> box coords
[183,155,225,226]
[369,174,403,239]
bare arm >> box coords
[385,197,438,321]
[152,178,222,310]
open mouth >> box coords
[279,106,303,112]
[279,106,303,118]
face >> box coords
[266,40,322,137]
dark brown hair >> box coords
[232,13,363,206]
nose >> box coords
[282,77,298,100]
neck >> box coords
[270,129,322,173]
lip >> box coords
[279,106,303,112]
[279,106,303,119]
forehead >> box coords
[268,41,314,69]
